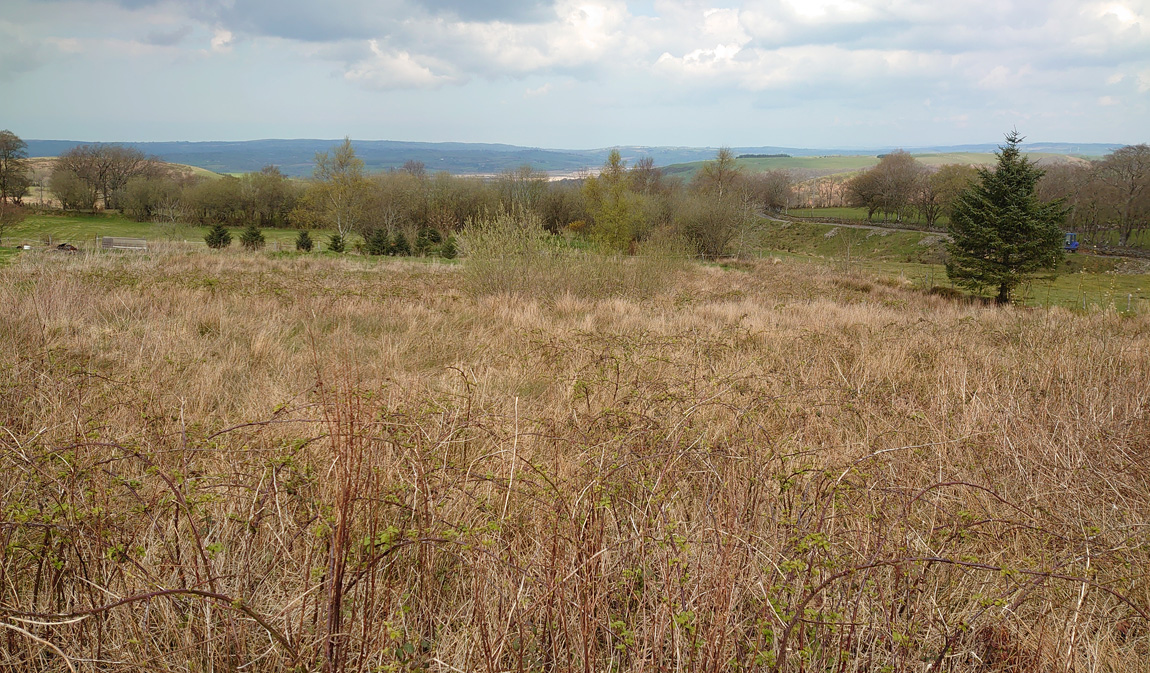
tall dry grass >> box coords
[459,209,689,299]
[0,247,1147,672]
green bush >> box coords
[460,208,685,298]
[440,235,458,260]
[391,231,411,256]
[416,226,442,256]
[328,233,345,253]
[295,230,314,252]
[205,223,231,249]
[366,229,389,256]
[239,223,265,251]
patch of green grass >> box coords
[1082,229,1150,250]
[750,218,1150,313]
[787,207,950,228]
[9,211,338,250]
[754,219,947,265]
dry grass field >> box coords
[1,245,1148,672]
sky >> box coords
[1,0,1148,149]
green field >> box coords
[750,218,1150,312]
[7,211,1148,313]
[1084,228,1150,249]
[3,212,333,249]
[790,208,1150,253]
[787,206,950,228]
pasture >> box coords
[2,212,326,250]
[1,242,1148,672]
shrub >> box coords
[204,223,231,249]
[440,235,458,260]
[415,226,439,256]
[295,230,314,252]
[460,208,685,297]
[365,229,389,256]
[391,231,411,256]
[328,233,345,253]
[239,223,265,251]
[672,193,749,259]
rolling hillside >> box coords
[23,139,1121,177]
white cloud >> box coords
[344,39,460,89]
[4,0,1149,145]
[210,28,233,52]
[779,0,878,22]
[1099,95,1119,105]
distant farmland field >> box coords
[662,152,1086,180]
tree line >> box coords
[18,133,799,259]
[842,145,1150,244]
[1036,144,1150,246]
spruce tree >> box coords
[391,231,411,256]
[240,222,265,251]
[415,228,432,256]
[328,233,345,253]
[295,229,314,252]
[440,235,458,260]
[366,228,389,256]
[205,223,231,249]
[946,131,1067,303]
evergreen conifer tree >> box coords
[946,131,1067,303]
[415,228,432,256]
[391,231,411,256]
[440,235,458,260]
[366,228,389,256]
[416,226,442,256]
[295,230,313,252]
[205,223,231,249]
[328,233,345,253]
[240,222,265,251]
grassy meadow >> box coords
[1,239,1149,672]
[2,212,327,250]
[745,219,1150,312]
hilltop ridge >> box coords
[23,139,1125,177]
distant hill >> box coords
[23,139,1127,178]
[663,151,1097,182]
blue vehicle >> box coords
[1064,232,1079,253]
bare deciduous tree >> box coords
[848,151,923,223]
[0,130,32,205]
[52,143,164,210]
[693,147,743,201]
[745,170,795,213]
[1096,143,1150,246]
[916,164,978,229]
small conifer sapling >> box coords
[240,223,266,251]
[205,223,232,249]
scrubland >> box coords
[1,246,1148,672]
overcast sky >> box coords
[2,0,1148,148]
